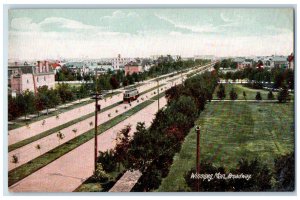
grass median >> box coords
[8,92,166,187]
[8,84,166,152]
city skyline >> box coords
[9,8,294,60]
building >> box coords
[288,53,294,70]
[233,58,251,69]
[9,61,55,95]
[194,55,214,61]
[111,54,133,70]
[270,56,288,69]
[124,61,142,75]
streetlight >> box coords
[91,68,102,172]
[195,125,201,192]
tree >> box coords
[213,62,221,72]
[8,95,19,120]
[35,144,42,155]
[92,163,110,182]
[243,91,247,100]
[22,90,36,120]
[109,76,119,89]
[255,92,262,101]
[274,152,294,191]
[267,90,274,100]
[217,84,226,100]
[57,131,65,145]
[56,83,74,103]
[132,72,140,83]
[277,85,290,103]
[229,88,238,100]
[114,125,131,169]
[72,128,78,137]
[97,150,117,173]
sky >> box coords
[8,8,294,60]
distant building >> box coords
[233,58,251,69]
[194,55,214,61]
[9,61,55,95]
[124,61,142,75]
[288,53,294,70]
[111,54,133,70]
[270,56,288,68]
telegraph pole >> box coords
[91,68,101,172]
[196,126,201,192]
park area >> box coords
[212,83,293,100]
[157,101,294,192]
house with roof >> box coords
[233,57,251,69]
[124,61,143,75]
[270,56,288,69]
[9,61,55,95]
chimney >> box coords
[44,61,49,72]
[37,61,42,68]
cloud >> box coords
[11,17,40,31]
[155,14,219,34]
[10,17,103,32]
[39,17,100,30]
[220,13,234,23]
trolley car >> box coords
[123,88,139,103]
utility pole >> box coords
[196,126,201,192]
[91,68,101,172]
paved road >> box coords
[8,81,158,145]
[10,62,213,191]
[9,96,168,192]
[8,81,177,171]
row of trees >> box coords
[216,84,290,102]
[94,71,219,191]
[8,83,91,121]
[185,152,294,191]
[217,66,294,90]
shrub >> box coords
[91,163,110,182]
[255,92,262,101]
[229,88,238,100]
[267,90,274,100]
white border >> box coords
[1,1,299,200]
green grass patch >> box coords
[74,165,125,192]
[8,92,165,186]
[158,101,294,192]
[213,84,277,100]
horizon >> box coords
[8,8,294,60]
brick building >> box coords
[9,61,55,95]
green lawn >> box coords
[157,101,294,192]
[213,84,277,100]
[74,165,125,192]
